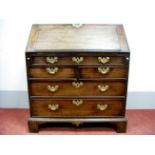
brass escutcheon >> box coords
[97,104,108,111]
[98,67,110,74]
[48,104,59,111]
[46,67,59,74]
[72,81,83,88]
[72,99,83,106]
[98,84,109,92]
[98,57,110,64]
[72,57,84,64]
[47,85,59,92]
[46,57,58,64]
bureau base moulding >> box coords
[28,117,127,133]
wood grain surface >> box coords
[31,99,125,117]
[30,81,126,96]
[31,56,127,65]
[26,24,129,52]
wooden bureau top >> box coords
[26,24,129,52]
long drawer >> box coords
[29,81,126,97]
[31,99,125,117]
[30,56,127,65]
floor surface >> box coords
[0,109,155,135]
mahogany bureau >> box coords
[25,24,130,133]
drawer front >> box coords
[28,66,127,79]
[31,99,125,117]
[31,56,126,65]
[80,67,128,78]
[29,67,74,78]
[30,81,126,96]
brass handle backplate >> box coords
[48,104,59,111]
[46,57,58,64]
[72,81,83,88]
[98,67,110,74]
[72,57,84,64]
[98,84,109,92]
[46,67,59,74]
[97,104,108,111]
[72,99,83,106]
[98,57,110,64]
[47,85,59,92]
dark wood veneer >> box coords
[31,99,125,117]
[30,81,126,97]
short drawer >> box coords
[31,99,125,117]
[29,67,74,78]
[80,67,128,78]
[31,56,126,65]
[30,81,126,97]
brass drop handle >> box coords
[72,57,84,64]
[98,57,110,64]
[47,85,59,92]
[72,99,83,106]
[72,81,83,88]
[46,67,59,74]
[97,104,108,111]
[98,84,109,92]
[98,67,110,74]
[46,57,58,64]
[48,104,59,111]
